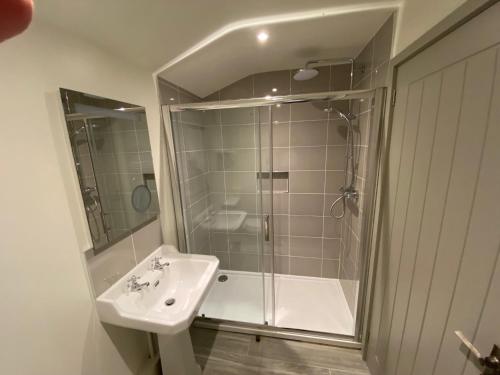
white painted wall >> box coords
[394,0,467,54]
[0,20,172,375]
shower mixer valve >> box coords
[339,186,359,200]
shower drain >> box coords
[218,275,228,282]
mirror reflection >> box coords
[61,88,159,251]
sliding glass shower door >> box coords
[168,105,272,325]
[164,88,385,341]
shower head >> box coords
[293,68,319,81]
[293,57,354,81]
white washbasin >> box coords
[96,245,219,335]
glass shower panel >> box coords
[169,105,270,325]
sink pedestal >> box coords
[158,330,201,375]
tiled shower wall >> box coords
[340,15,394,315]
[167,64,357,278]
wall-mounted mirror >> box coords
[60,88,159,252]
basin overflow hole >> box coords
[218,275,228,282]
[164,298,175,306]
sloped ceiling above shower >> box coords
[159,7,394,97]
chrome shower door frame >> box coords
[161,87,387,348]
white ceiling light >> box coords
[272,88,277,92]
[257,31,269,42]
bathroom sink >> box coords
[96,245,219,335]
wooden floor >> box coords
[191,327,370,375]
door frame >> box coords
[361,0,500,359]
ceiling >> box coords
[159,8,394,97]
[36,0,398,96]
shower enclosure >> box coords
[162,88,385,345]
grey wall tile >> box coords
[206,172,224,193]
[324,217,342,238]
[328,120,348,145]
[222,125,255,148]
[272,148,290,171]
[353,41,373,86]
[254,70,291,97]
[263,255,290,274]
[290,216,323,237]
[273,123,290,147]
[373,61,389,88]
[186,150,208,178]
[332,64,353,90]
[190,197,208,229]
[273,215,289,236]
[291,102,329,121]
[230,253,259,272]
[220,107,255,125]
[326,171,345,194]
[290,121,328,146]
[204,126,222,149]
[193,226,210,254]
[290,194,324,216]
[229,234,258,253]
[323,238,341,259]
[272,103,291,123]
[289,171,325,193]
[226,193,257,214]
[290,257,322,277]
[214,252,230,269]
[290,146,326,170]
[220,76,253,100]
[224,149,256,171]
[183,124,204,151]
[158,80,180,104]
[372,15,394,68]
[322,259,340,278]
[225,172,257,193]
[187,174,209,203]
[268,235,289,255]
[207,150,224,171]
[210,232,229,252]
[327,146,346,171]
[262,193,288,215]
[290,236,322,258]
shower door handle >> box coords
[264,215,270,242]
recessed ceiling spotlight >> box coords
[272,88,277,92]
[169,97,175,101]
[257,31,269,42]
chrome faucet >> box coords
[126,275,150,292]
[151,256,170,271]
